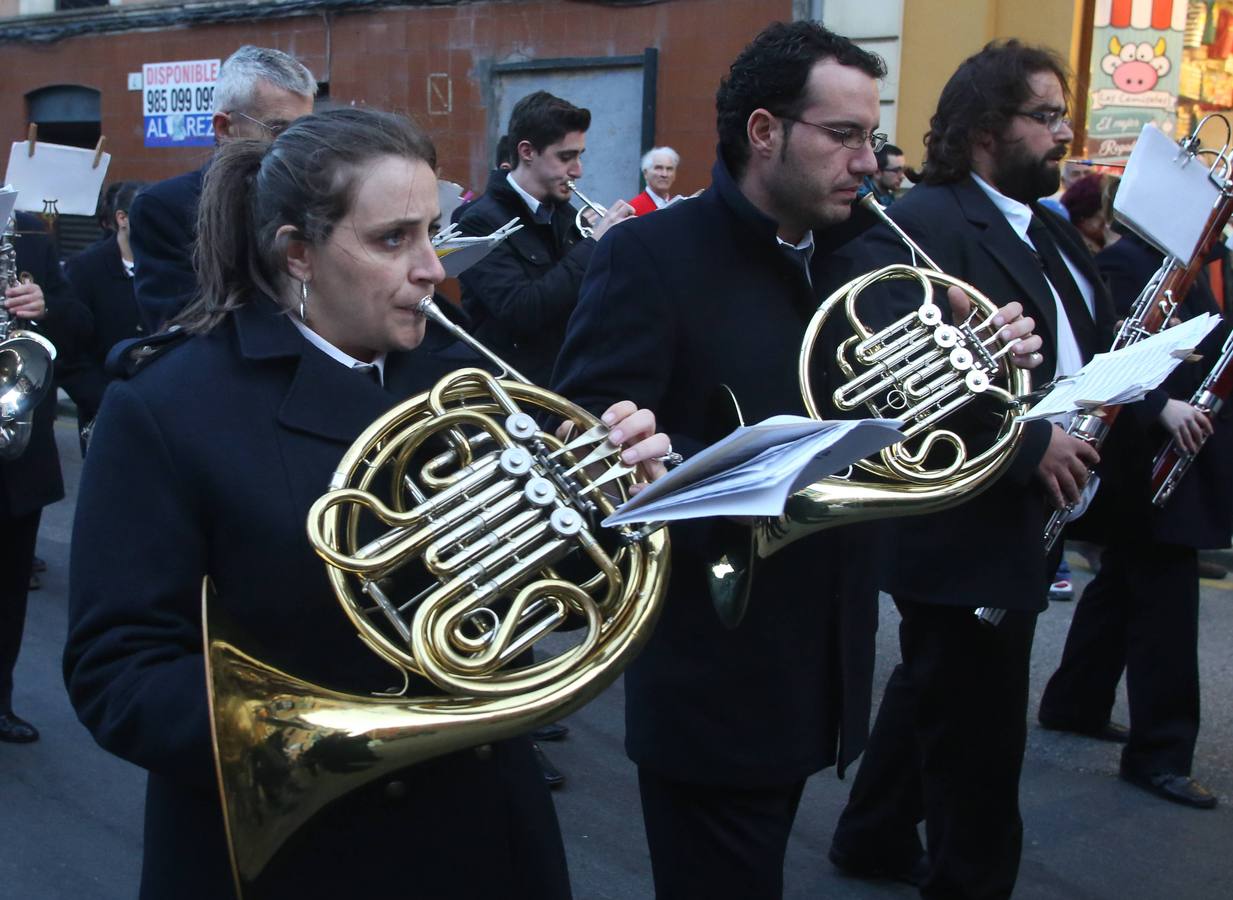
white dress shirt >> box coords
[291,315,386,385]
[972,173,1094,378]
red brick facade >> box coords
[0,0,792,197]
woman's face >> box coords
[298,154,445,362]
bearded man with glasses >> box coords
[552,23,1042,900]
[826,41,1115,900]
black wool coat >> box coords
[1,212,85,518]
[1074,231,1233,549]
[63,299,569,900]
[552,156,880,786]
[129,164,206,332]
[456,170,595,387]
[58,233,143,421]
[827,177,1116,611]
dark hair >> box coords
[915,40,1070,185]
[875,143,903,170]
[506,91,591,166]
[716,21,886,178]
[1060,172,1103,223]
[113,181,146,219]
[177,107,437,333]
[96,182,124,234]
[494,133,514,169]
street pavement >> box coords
[2,417,1232,899]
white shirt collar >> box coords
[506,169,543,217]
[777,231,815,254]
[291,316,387,385]
[648,189,671,210]
[971,172,1033,241]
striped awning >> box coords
[1095,0,1187,31]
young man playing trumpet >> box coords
[457,90,633,388]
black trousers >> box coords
[1040,541,1200,776]
[638,767,806,900]
[0,509,41,713]
[831,598,1037,900]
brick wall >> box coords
[0,0,792,196]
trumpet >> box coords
[567,179,607,239]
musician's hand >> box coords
[592,199,635,241]
[1036,424,1100,509]
[4,282,45,320]
[945,288,1043,369]
[1159,398,1212,455]
[602,400,670,491]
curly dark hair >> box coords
[716,21,886,178]
[915,40,1070,185]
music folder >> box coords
[603,416,904,526]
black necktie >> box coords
[1026,216,1096,355]
[354,363,382,387]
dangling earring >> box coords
[299,279,310,321]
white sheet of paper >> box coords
[1019,314,1221,420]
[602,416,904,525]
[0,186,18,226]
[1114,124,1220,261]
[438,180,466,226]
[4,142,111,216]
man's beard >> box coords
[992,143,1063,203]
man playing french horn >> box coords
[552,22,1043,900]
[828,41,1117,900]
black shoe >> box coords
[1120,767,1217,809]
[1198,560,1227,580]
[1039,716,1130,743]
[28,573,41,591]
[31,556,47,573]
[532,742,564,789]
[828,844,928,886]
[532,722,569,742]
[0,712,40,743]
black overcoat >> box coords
[1074,231,1233,548]
[63,299,569,900]
[58,233,143,421]
[456,171,595,386]
[129,165,206,332]
[831,177,1117,611]
[552,157,880,786]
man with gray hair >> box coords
[130,45,316,330]
[629,146,681,215]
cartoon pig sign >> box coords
[1101,36,1171,94]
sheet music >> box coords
[603,416,904,525]
[1113,123,1221,261]
[433,218,523,277]
[4,142,111,216]
[1019,314,1221,420]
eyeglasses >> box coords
[779,116,888,153]
[230,110,290,137]
[1016,108,1073,134]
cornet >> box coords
[567,179,607,239]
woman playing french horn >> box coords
[63,107,670,900]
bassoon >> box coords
[1149,326,1233,506]
[1043,123,1233,549]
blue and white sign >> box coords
[143,59,221,148]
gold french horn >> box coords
[709,195,1033,626]
[205,297,669,897]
